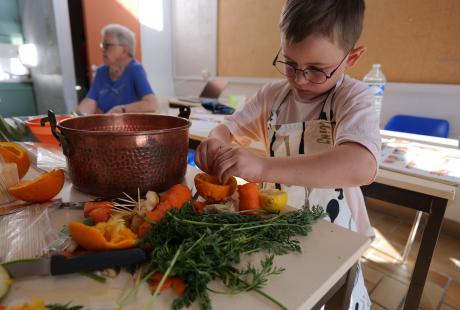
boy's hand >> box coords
[213,146,265,184]
[195,137,227,174]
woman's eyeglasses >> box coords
[99,42,123,50]
[272,48,349,84]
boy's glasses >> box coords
[99,42,123,50]
[272,48,349,84]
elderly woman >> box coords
[77,24,157,114]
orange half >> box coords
[0,142,30,179]
[8,169,65,203]
[194,173,237,202]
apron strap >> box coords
[268,86,291,128]
[319,74,344,121]
[298,122,306,154]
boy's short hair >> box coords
[280,0,365,51]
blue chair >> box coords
[187,150,199,169]
[384,114,449,138]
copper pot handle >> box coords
[178,106,191,119]
[40,110,73,156]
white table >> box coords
[1,160,370,309]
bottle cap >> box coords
[372,64,381,68]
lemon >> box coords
[0,264,12,299]
[259,189,288,213]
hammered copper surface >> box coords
[56,114,191,197]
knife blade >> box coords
[2,247,146,278]
[0,199,108,216]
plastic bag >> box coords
[0,202,80,262]
[20,142,67,173]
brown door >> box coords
[82,0,141,83]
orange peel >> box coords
[194,173,237,202]
[0,142,30,179]
[8,169,65,203]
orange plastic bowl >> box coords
[25,115,72,145]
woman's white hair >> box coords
[101,24,136,57]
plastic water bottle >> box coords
[363,64,386,120]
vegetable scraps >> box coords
[68,216,138,251]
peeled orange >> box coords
[8,169,65,203]
[0,142,30,179]
[259,189,288,213]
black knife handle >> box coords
[50,248,147,275]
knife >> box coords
[2,247,146,278]
[0,199,107,216]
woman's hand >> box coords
[107,105,125,114]
[213,146,266,184]
[195,137,226,175]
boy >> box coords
[196,1,380,308]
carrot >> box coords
[171,277,187,295]
[145,209,166,223]
[83,201,112,217]
[155,201,172,214]
[88,207,112,223]
[143,184,192,225]
[148,273,187,295]
[60,250,73,258]
[160,184,192,209]
[137,221,152,237]
[193,201,206,214]
[149,272,173,292]
[238,182,261,215]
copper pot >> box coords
[42,109,191,198]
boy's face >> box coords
[280,34,349,101]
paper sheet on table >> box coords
[380,137,460,184]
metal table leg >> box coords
[361,183,449,309]
[401,210,423,263]
[403,197,447,309]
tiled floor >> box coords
[362,208,460,310]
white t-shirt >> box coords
[223,75,381,237]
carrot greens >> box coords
[138,203,325,309]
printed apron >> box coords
[263,82,371,309]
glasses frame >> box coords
[272,48,350,84]
[99,42,123,50]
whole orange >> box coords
[0,142,30,179]
[8,169,65,202]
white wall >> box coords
[19,0,78,114]
[139,0,174,97]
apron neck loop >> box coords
[268,87,291,126]
[319,74,344,121]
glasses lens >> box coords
[100,43,111,49]
[305,70,327,84]
[274,61,295,77]
[275,61,328,84]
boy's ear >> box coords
[346,46,366,68]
